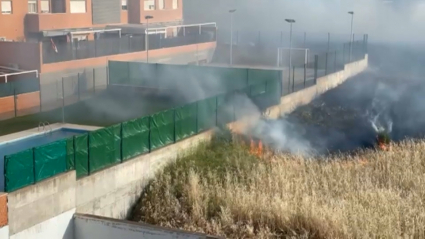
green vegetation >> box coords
[130,129,425,238]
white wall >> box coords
[74,214,219,239]
[0,226,9,239]
[10,209,75,239]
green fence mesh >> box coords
[122,117,150,161]
[128,62,158,87]
[109,61,129,85]
[175,102,197,141]
[88,125,121,173]
[75,134,89,178]
[4,149,34,192]
[66,138,75,170]
[217,94,234,126]
[0,78,40,97]
[34,140,67,182]
[150,109,175,150]
[197,96,217,132]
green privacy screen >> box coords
[66,138,75,170]
[89,124,122,173]
[122,117,150,161]
[34,140,67,182]
[109,61,129,85]
[128,62,158,87]
[75,134,89,178]
[4,149,34,192]
[150,109,174,150]
[175,102,197,141]
[197,96,217,132]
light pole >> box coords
[348,11,354,62]
[145,15,153,63]
[285,19,295,90]
[229,9,236,65]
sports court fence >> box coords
[3,66,281,192]
[283,37,368,95]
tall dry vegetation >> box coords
[131,132,425,238]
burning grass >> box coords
[130,130,425,238]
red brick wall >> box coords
[0,96,14,120]
[17,91,41,116]
[0,193,7,227]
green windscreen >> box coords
[88,125,121,173]
[74,134,89,178]
[175,102,197,141]
[34,140,67,182]
[150,109,175,150]
[197,96,217,132]
[122,116,150,161]
[4,149,35,192]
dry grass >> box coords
[131,137,425,238]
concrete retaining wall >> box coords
[1,54,368,239]
[74,214,222,239]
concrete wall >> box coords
[0,91,41,120]
[6,171,76,237]
[10,209,75,239]
[74,214,221,239]
[2,54,368,239]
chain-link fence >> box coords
[39,66,109,112]
[283,36,368,96]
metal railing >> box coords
[42,30,217,64]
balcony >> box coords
[41,29,217,64]
[26,13,92,32]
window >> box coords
[159,0,164,9]
[70,0,86,13]
[121,0,127,10]
[1,0,12,14]
[172,0,177,9]
[41,0,50,13]
[28,0,37,13]
[144,0,155,10]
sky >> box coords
[183,0,425,44]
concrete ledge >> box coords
[7,171,76,235]
[74,213,223,239]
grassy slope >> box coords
[130,135,425,239]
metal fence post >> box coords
[303,62,306,88]
[292,66,295,92]
[13,89,17,117]
[314,55,318,84]
[93,68,96,94]
[325,52,328,75]
[334,51,337,73]
[62,77,65,123]
[38,76,42,112]
[77,73,81,101]
[106,66,109,86]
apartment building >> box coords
[0,0,216,75]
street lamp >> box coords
[145,15,153,63]
[229,9,236,65]
[285,19,295,90]
[348,11,354,62]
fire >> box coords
[249,137,264,157]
